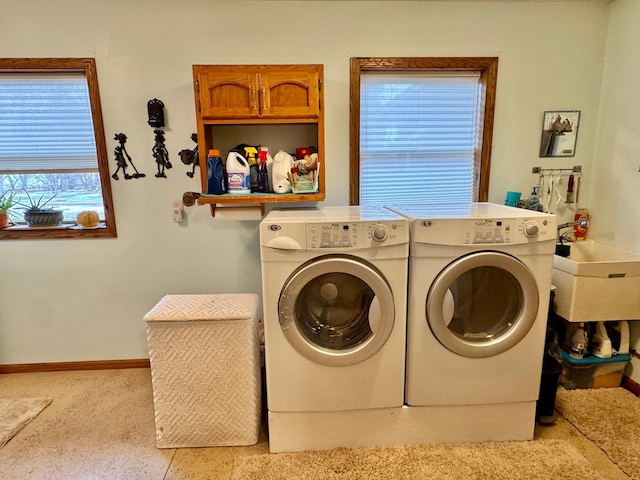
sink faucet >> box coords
[557,217,589,242]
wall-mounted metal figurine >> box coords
[178,133,199,178]
[112,133,145,180]
[147,98,165,128]
[152,129,172,178]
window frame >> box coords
[0,58,117,240]
[349,57,498,205]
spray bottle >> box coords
[258,149,270,193]
[244,146,259,193]
[570,322,587,360]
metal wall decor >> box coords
[152,129,173,178]
[178,133,199,178]
[147,98,165,128]
[112,133,145,180]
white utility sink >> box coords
[552,240,640,322]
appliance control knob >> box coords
[371,224,389,242]
[523,221,539,238]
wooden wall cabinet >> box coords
[192,64,325,216]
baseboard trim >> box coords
[0,359,150,374]
[622,375,640,397]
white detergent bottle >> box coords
[226,151,250,195]
[591,322,613,359]
[272,150,294,194]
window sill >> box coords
[0,222,116,240]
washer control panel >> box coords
[307,221,407,249]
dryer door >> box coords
[279,254,395,367]
[426,251,540,358]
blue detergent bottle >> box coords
[206,149,226,195]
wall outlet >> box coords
[172,200,184,223]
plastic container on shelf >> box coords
[206,149,226,195]
[226,151,251,195]
[272,150,294,194]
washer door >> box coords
[426,251,539,358]
[279,255,395,367]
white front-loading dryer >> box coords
[387,203,556,442]
[260,206,409,451]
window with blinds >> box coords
[0,58,116,239]
[359,71,481,207]
[0,73,98,173]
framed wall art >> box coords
[539,110,580,157]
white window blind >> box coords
[360,71,481,207]
[0,73,98,173]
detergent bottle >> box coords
[272,150,294,193]
[206,149,226,195]
[225,150,250,195]
[590,322,613,359]
[244,146,259,193]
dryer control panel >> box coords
[463,217,555,244]
[465,219,514,244]
[307,220,408,249]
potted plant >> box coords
[16,192,64,227]
[0,191,15,228]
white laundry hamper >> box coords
[144,293,261,448]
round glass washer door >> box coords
[426,251,540,358]
[279,254,395,367]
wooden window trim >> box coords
[0,58,117,240]
[349,57,498,205]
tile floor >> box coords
[0,368,630,480]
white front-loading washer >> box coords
[387,202,556,442]
[260,206,409,452]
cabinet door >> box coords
[196,67,259,119]
[259,66,320,118]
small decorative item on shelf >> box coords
[291,153,320,193]
[0,191,15,228]
[112,133,145,180]
[77,210,100,229]
[16,192,64,227]
[152,129,172,178]
[178,133,199,178]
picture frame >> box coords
[539,110,581,157]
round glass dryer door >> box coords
[279,255,395,367]
[426,251,540,358]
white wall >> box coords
[0,0,610,364]
[590,0,640,381]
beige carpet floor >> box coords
[0,369,634,479]
[232,439,605,480]
[0,398,52,449]
[557,386,640,480]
